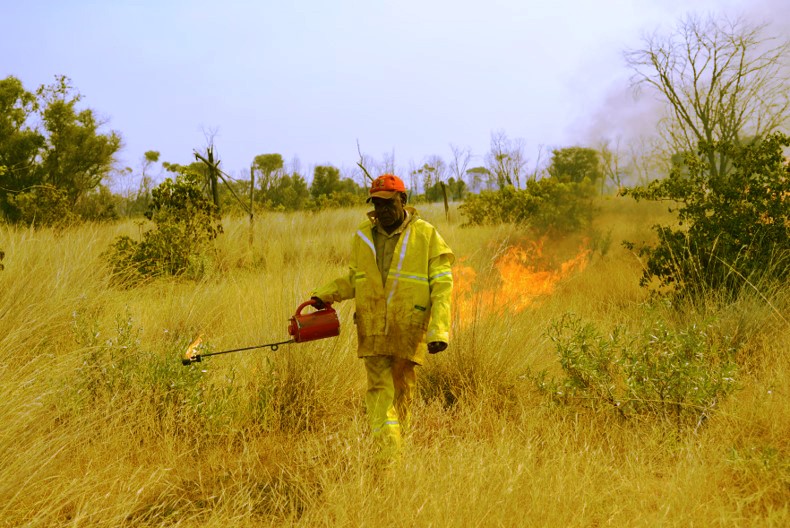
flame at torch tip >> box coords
[185,335,203,360]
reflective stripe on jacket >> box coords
[312,208,454,364]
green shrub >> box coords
[69,307,217,437]
[74,184,119,222]
[622,133,790,297]
[537,314,738,431]
[459,178,597,235]
[104,172,222,283]
[7,184,78,228]
[310,190,366,210]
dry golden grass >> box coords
[0,198,787,527]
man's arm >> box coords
[311,265,355,304]
[311,234,358,303]
[426,252,453,347]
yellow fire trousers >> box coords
[364,356,417,460]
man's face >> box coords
[371,195,405,230]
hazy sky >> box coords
[2,0,787,183]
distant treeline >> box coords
[1,74,625,227]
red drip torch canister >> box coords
[288,300,340,343]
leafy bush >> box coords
[7,184,78,228]
[68,307,219,437]
[459,177,598,235]
[74,184,119,222]
[622,133,790,296]
[309,191,366,211]
[104,172,222,283]
[537,314,737,430]
[0,76,121,225]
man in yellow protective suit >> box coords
[311,174,454,461]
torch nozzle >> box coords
[182,335,204,366]
[182,354,202,366]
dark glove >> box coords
[310,296,327,310]
[427,341,447,354]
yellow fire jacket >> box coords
[312,208,454,365]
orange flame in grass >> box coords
[184,335,203,362]
[452,239,590,327]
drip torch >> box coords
[181,299,340,365]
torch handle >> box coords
[181,339,294,366]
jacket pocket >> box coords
[411,304,430,330]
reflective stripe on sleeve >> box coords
[389,271,428,285]
[429,270,453,283]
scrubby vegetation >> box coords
[103,172,223,283]
[1,12,788,525]
[458,178,598,235]
[1,199,787,526]
[623,133,790,297]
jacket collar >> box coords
[367,206,418,236]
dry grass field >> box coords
[0,198,787,527]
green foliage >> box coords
[460,146,603,233]
[0,77,45,222]
[459,177,597,235]
[310,165,341,198]
[264,173,311,211]
[104,172,222,283]
[307,165,365,209]
[247,156,367,212]
[253,153,284,201]
[622,133,790,296]
[75,184,120,222]
[538,314,738,429]
[162,160,207,180]
[309,165,364,200]
[311,190,365,210]
[423,178,466,203]
[446,177,467,200]
[466,166,493,192]
[548,146,604,185]
[143,150,160,164]
[0,75,121,224]
[38,76,121,204]
[253,153,284,176]
[7,183,78,228]
[69,307,224,436]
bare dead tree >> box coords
[418,155,447,191]
[197,128,221,208]
[529,144,545,181]
[449,144,472,186]
[626,14,790,179]
[598,137,625,192]
[378,149,397,175]
[356,140,374,183]
[407,160,420,197]
[625,135,671,186]
[485,130,528,189]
